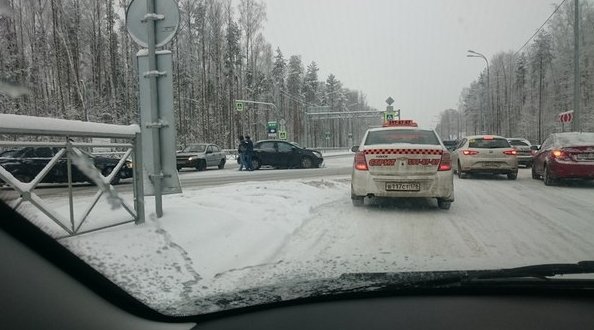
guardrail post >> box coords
[66,137,76,232]
[133,132,145,224]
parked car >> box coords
[452,135,518,180]
[507,138,534,167]
[531,132,594,185]
[0,146,132,184]
[250,140,323,170]
[176,143,226,171]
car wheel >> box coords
[102,167,120,185]
[507,172,518,180]
[543,165,556,186]
[437,199,451,210]
[300,157,313,169]
[531,165,539,179]
[196,160,207,171]
[218,159,225,169]
[457,162,466,179]
[351,196,364,207]
[251,158,261,170]
[14,174,32,183]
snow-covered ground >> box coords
[11,160,594,315]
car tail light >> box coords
[503,150,517,156]
[438,152,451,171]
[354,151,368,171]
[551,149,571,161]
[462,150,479,156]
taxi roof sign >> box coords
[383,119,418,127]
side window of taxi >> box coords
[455,139,466,150]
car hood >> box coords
[176,152,205,157]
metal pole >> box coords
[66,138,75,232]
[485,58,490,134]
[574,0,581,132]
[146,0,163,217]
[133,132,145,224]
[304,107,309,147]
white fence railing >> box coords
[0,114,145,238]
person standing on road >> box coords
[245,135,254,171]
[237,135,246,171]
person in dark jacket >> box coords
[245,135,254,171]
[237,135,246,171]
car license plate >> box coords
[385,182,420,191]
[483,162,499,168]
[577,153,594,160]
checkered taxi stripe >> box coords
[364,149,444,155]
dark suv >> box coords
[250,140,323,170]
[0,147,132,185]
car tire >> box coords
[102,167,120,185]
[300,157,313,169]
[437,199,451,210]
[218,159,225,169]
[196,160,207,171]
[457,161,466,179]
[507,172,518,180]
[543,165,556,186]
[14,174,32,183]
[351,196,364,207]
[251,158,261,170]
[531,165,539,179]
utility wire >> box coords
[514,0,568,57]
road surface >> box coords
[19,154,594,313]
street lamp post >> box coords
[467,50,490,134]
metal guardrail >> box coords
[0,114,145,238]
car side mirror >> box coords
[351,146,359,152]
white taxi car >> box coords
[351,120,454,209]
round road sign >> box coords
[126,0,180,48]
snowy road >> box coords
[17,155,594,314]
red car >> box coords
[532,132,594,185]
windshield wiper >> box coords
[337,261,594,292]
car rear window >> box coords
[365,129,440,145]
[556,133,594,146]
[508,140,529,147]
[468,138,510,149]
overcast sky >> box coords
[258,0,558,127]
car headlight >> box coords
[188,157,194,161]
[313,151,322,158]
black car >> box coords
[0,147,133,185]
[248,140,323,170]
